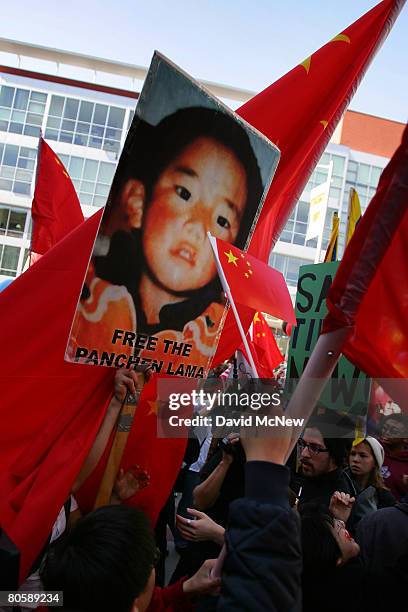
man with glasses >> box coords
[380,413,408,501]
[291,411,356,511]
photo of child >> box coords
[66,54,279,376]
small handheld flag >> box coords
[209,236,296,324]
[31,137,83,257]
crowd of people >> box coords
[5,367,408,612]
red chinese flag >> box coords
[213,0,405,365]
[0,211,184,581]
[31,137,84,255]
[252,312,284,377]
[211,236,295,324]
[323,124,408,379]
[0,211,111,581]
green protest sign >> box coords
[286,261,370,415]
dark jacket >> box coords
[218,462,302,611]
[356,502,408,608]
[291,467,357,510]
[382,446,408,501]
[344,467,395,526]
[302,557,365,612]
[357,502,408,574]
[170,447,245,583]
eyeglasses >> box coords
[382,424,405,437]
[297,438,329,455]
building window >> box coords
[0,205,27,237]
[344,161,384,212]
[128,109,135,130]
[59,154,116,207]
[269,253,310,287]
[0,244,20,277]
[338,159,385,257]
[45,96,126,154]
[0,86,46,138]
[280,152,346,248]
[0,144,36,195]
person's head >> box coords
[113,107,263,298]
[298,412,353,478]
[349,437,385,488]
[301,504,360,571]
[380,413,408,450]
[298,427,337,478]
[41,505,157,612]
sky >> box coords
[1,0,407,122]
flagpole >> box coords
[94,369,147,508]
[208,234,260,378]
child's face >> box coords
[141,136,247,294]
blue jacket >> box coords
[218,462,302,611]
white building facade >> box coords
[0,39,403,293]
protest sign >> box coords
[286,261,371,414]
[65,52,280,377]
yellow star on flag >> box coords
[331,33,351,44]
[224,250,238,266]
[300,56,312,74]
[147,400,159,417]
[55,156,69,178]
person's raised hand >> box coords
[176,508,225,545]
[240,406,293,465]
[221,433,240,466]
[112,466,150,502]
[240,433,292,465]
[182,559,221,597]
[113,367,151,403]
[329,491,355,523]
[237,390,294,465]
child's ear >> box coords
[121,179,145,229]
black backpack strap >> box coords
[341,468,358,497]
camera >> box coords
[219,435,240,457]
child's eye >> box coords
[217,215,231,229]
[175,185,191,201]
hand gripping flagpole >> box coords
[208,234,259,378]
[93,368,148,508]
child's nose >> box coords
[184,207,212,241]
[184,219,206,242]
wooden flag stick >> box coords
[94,370,146,508]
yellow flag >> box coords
[346,188,362,246]
[323,211,339,262]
